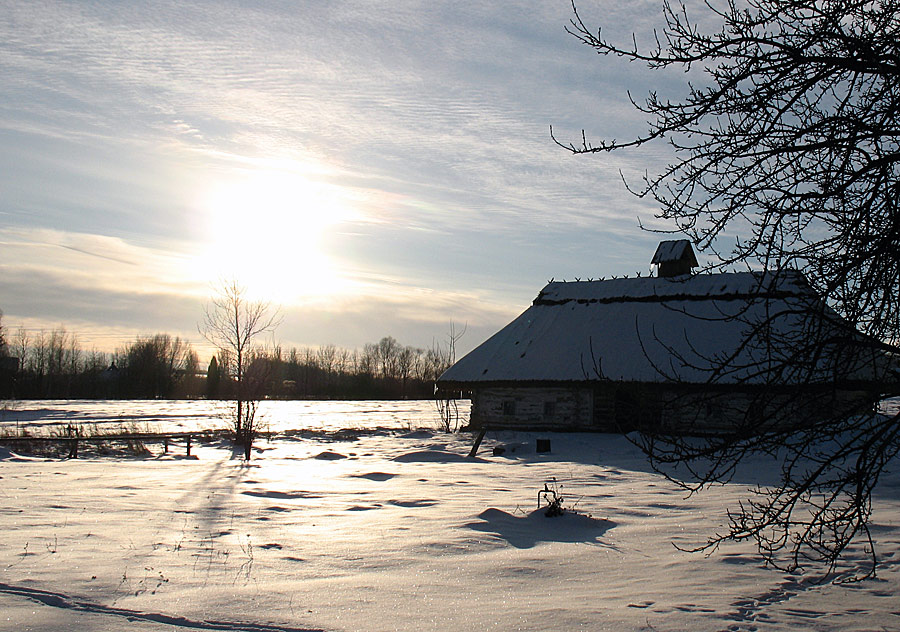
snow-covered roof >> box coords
[651,239,698,266]
[536,269,809,303]
[439,271,893,386]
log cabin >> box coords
[437,241,900,434]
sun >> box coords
[194,170,351,303]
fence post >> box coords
[67,425,79,459]
[468,427,487,457]
[186,434,191,456]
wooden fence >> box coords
[0,431,217,458]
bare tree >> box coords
[434,322,466,432]
[559,0,900,577]
[359,343,378,378]
[13,327,28,370]
[317,344,337,375]
[375,336,400,380]
[42,327,78,396]
[121,334,192,398]
[30,330,48,390]
[396,345,423,398]
[0,309,7,357]
[200,280,281,460]
[0,310,14,398]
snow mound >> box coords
[0,446,42,462]
[352,472,397,481]
[391,450,474,463]
[463,507,615,549]
[313,450,347,460]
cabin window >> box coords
[502,400,516,416]
[543,401,556,418]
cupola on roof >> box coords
[651,239,698,277]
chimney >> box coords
[651,240,698,278]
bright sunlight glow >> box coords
[193,169,352,303]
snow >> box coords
[0,400,440,436]
[2,400,900,631]
[651,239,696,265]
[440,272,891,385]
[537,270,810,302]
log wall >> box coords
[470,386,593,429]
[467,383,880,434]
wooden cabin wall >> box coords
[467,384,880,434]
[655,387,879,435]
[470,387,592,429]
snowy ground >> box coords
[2,402,900,631]
[0,399,443,435]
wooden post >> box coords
[68,425,79,459]
[164,437,169,454]
[186,434,191,456]
[468,427,487,458]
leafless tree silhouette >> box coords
[200,280,281,460]
[435,322,466,432]
[558,0,900,578]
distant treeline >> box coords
[0,323,453,400]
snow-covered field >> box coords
[2,401,899,631]
[0,399,450,435]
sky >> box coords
[0,0,686,358]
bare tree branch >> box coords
[199,280,281,459]
[563,0,900,579]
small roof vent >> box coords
[651,239,698,278]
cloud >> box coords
[0,227,202,295]
[0,1,692,355]
[0,225,522,355]
[2,0,667,233]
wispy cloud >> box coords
[0,0,686,352]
